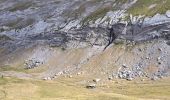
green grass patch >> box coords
[0,65,26,72]
[0,76,170,100]
[82,6,112,25]
[0,64,48,74]
[127,0,170,16]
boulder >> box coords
[108,76,113,80]
[77,72,81,75]
[166,10,170,18]
[146,56,150,59]
[86,83,96,89]
[158,48,162,51]
[122,64,128,68]
[151,76,158,81]
[93,78,101,83]
[47,77,52,80]
[126,77,133,81]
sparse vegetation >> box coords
[127,0,170,16]
[0,65,25,72]
[82,6,112,25]
[0,77,170,100]
[1,0,170,100]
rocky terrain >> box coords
[0,0,170,100]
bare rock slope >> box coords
[0,0,170,81]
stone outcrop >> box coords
[25,59,43,69]
[1,0,170,81]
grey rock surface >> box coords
[0,0,170,81]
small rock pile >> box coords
[118,70,134,81]
[117,64,134,81]
[43,77,52,80]
[25,59,44,69]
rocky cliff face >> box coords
[0,0,170,81]
[1,0,170,48]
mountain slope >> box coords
[1,0,170,100]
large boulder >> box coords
[86,83,96,89]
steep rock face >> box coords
[110,21,170,42]
[0,0,127,37]
[0,27,109,55]
[0,0,145,41]
[1,0,170,50]
[0,0,127,51]
[0,0,170,80]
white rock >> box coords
[77,72,81,75]
[86,83,96,89]
[93,78,101,83]
[148,4,157,9]
[146,57,150,59]
[157,57,161,61]
[166,10,170,18]
[47,77,52,80]
[122,64,128,68]
[55,71,63,76]
[69,75,73,78]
